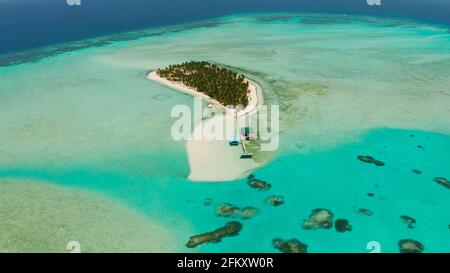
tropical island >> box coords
[147,61,265,181]
[147,61,262,118]
[155,61,250,107]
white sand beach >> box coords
[147,71,230,112]
[147,70,265,182]
[147,71,262,117]
[186,113,261,181]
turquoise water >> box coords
[2,128,449,252]
[0,13,449,252]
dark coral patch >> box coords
[434,177,450,189]
[335,219,352,233]
[216,204,257,220]
[398,239,424,253]
[266,195,285,207]
[357,155,385,167]
[204,198,214,206]
[400,215,416,229]
[357,208,374,216]
[186,221,243,248]
[272,238,308,253]
[302,208,334,230]
[247,179,271,191]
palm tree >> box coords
[156,61,249,107]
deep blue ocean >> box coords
[1,0,449,54]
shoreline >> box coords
[147,69,265,182]
[147,71,263,118]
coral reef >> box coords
[398,239,424,253]
[357,208,374,216]
[357,155,385,166]
[272,238,308,253]
[266,195,285,207]
[216,204,258,220]
[335,219,352,233]
[247,179,271,191]
[186,221,243,248]
[434,177,450,189]
[400,215,416,229]
[302,209,334,230]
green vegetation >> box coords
[156,61,249,107]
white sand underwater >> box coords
[0,179,181,253]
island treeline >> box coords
[156,61,249,107]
